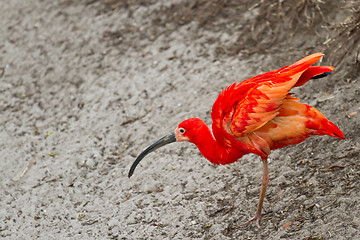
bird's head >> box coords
[175,118,207,142]
[128,118,206,177]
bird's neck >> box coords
[190,123,244,165]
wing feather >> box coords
[211,53,332,141]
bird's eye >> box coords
[179,128,185,134]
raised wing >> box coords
[211,53,332,141]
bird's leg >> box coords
[242,159,269,228]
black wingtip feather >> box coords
[311,71,332,79]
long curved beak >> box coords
[128,132,176,178]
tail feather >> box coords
[305,108,345,140]
[321,119,345,140]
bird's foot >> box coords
[240,214,261,228]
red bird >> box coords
[129,53,345,227]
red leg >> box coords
[242,159,269,228]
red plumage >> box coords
[130,53,345,227]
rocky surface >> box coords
[1,0,359,239]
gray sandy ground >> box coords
[1,0,359,239]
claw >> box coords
[239,213,262,228]
[243,214,261,228]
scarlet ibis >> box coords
[128,53,345,227]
